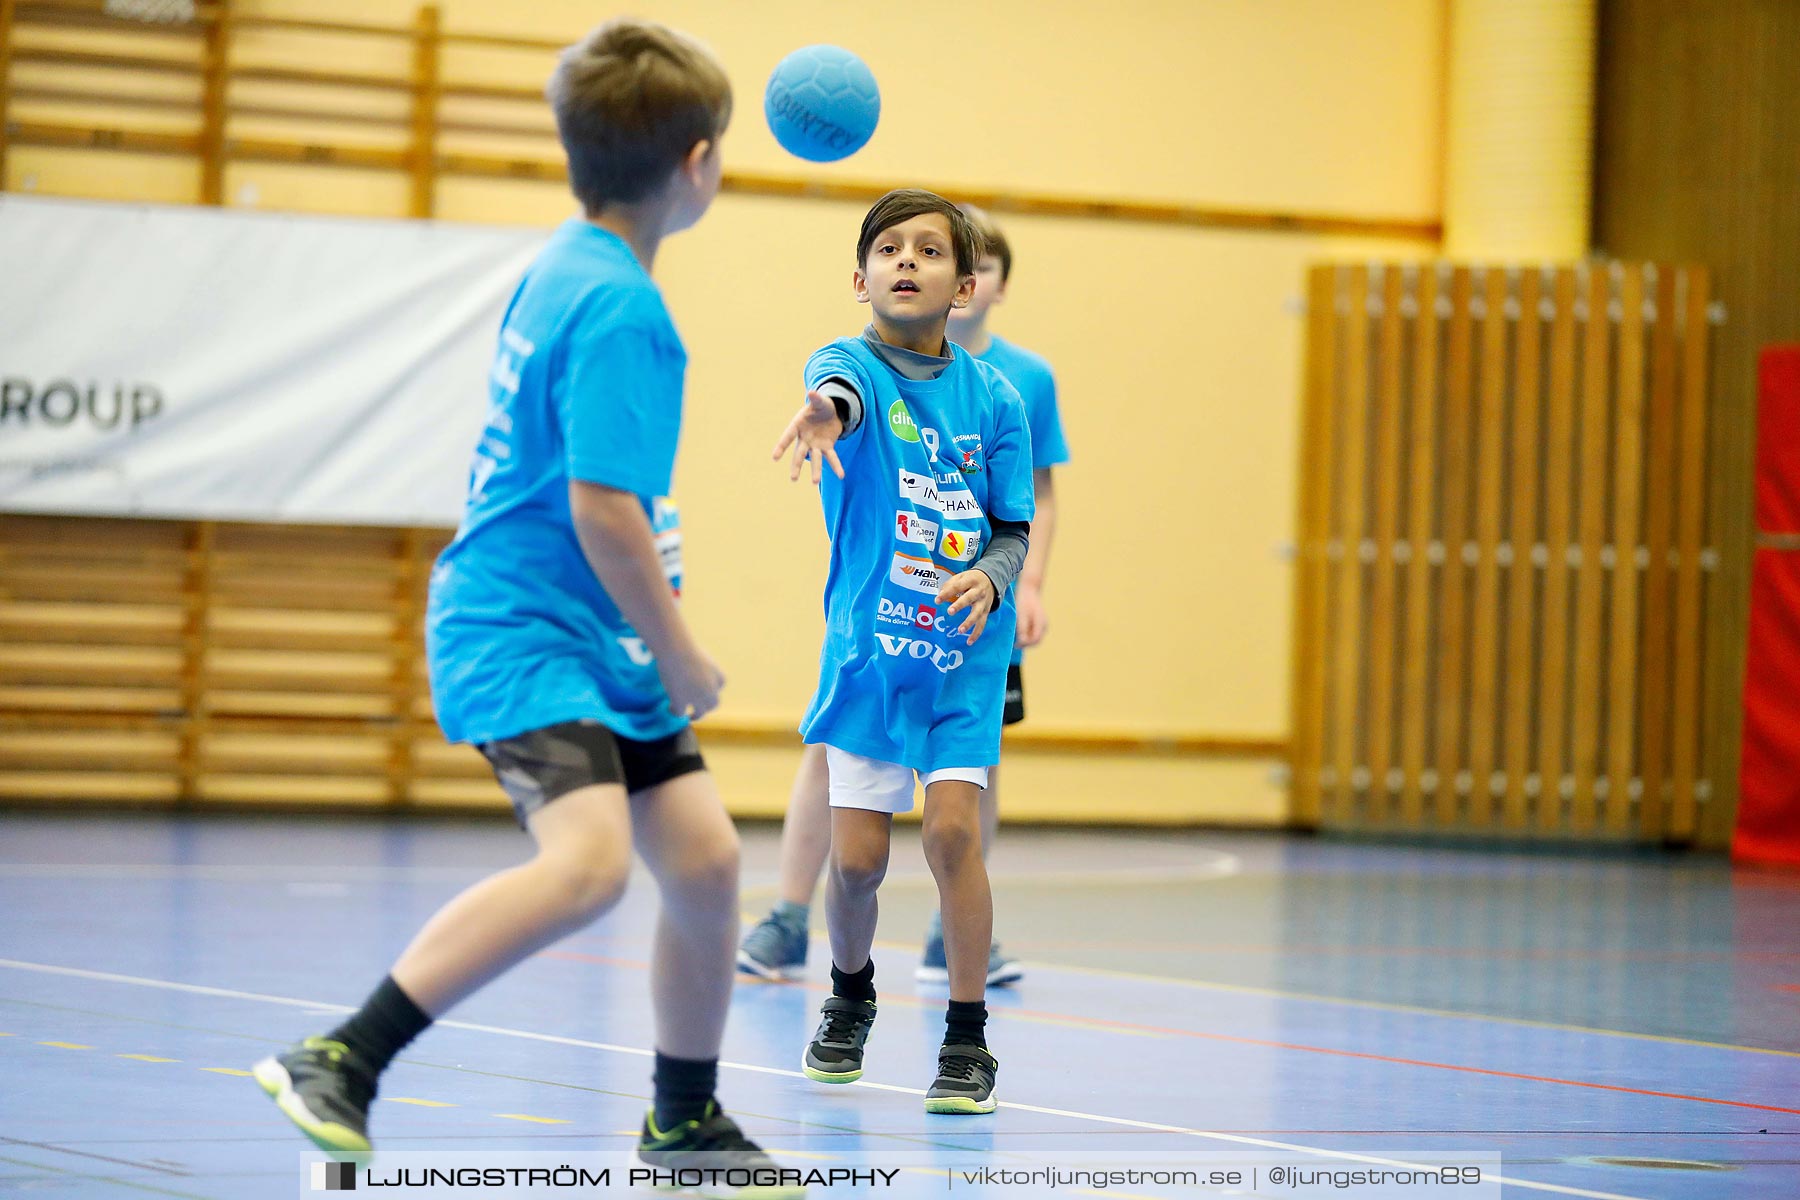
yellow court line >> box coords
[202,1067,253,1076]
[118,1053,178,1062]
[0,1032,14,1037]
[495,1113,570,1125]
[734,912,1800,1059]
[390,1097,455,1107]
[38,1041,92,1049]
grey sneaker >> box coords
[738,909,808,981]
[252,1036,376,1153]
[631,1101,806,1197]
[924,1043,998,1114]
[916,912,1022,986]
[801,996,877,1083]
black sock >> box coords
[830,960,876,1004]
[326,976,432,1076]
[945,999,988,1049]
[652,1052,718,1131]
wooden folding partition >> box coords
[1290,261,1715,841]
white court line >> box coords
[0,852,1243,887]
[0,957,1647,1200]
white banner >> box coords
[0,195,552,525]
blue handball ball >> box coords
[764,45,880,163]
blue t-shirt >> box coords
[799,337,1035,772]
[975,334,1068,665]
[427,219,689,745]
[978,334,1069,470]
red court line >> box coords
[993,1005,1800,1118]
[546,950,1800,1118]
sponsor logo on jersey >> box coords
[878,596,952,633]
[618,637,656,666]
[897,470,983,520]
[887,398,920,443]
[940,529,980,562]
[895,510,939,545]
[875,633,964,673]
[890,551,948,595]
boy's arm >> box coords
[1015,468,1056,647]
[568,480,722,719]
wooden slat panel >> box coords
[197,0,228,203]
[176,521,213,804]
[1288,265,1339,825]
[0,770,180,801]
[1431,267,1476,824]
[1669,267,1711,840]
[0,601,184,644]
[195,774,389,805]
[408,4,439,218]
[1635,266,1681,838]
[1606,264,1648,834]
[1535,268,1580,831]
[0,564,187,603]
[1,0,17,184]
[0,730,180,770]
[1465,268,1510,825]
[0,643,183,685]
[1501,268,1545,829]
[1397,267,1441,826]
[0,685,181,712]
[1569,267,1613,832]
[206,689,395,718]
[1362,266,1407,821]
[1328,265,1372,823]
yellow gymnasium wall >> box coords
[4,0,1446,823]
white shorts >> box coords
[824,746,988,815]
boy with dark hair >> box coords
[254,19,799,1189]
[771,189,1034,1114]
[741,205,1068,989]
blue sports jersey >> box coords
[978,334,1069,470]
[427,219,689,745]
[975,334,1068,666]
[799,337,1035,772]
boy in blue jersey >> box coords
[740,206,1068,988]
[253,21,800,1191]
[771,190,1035,1114]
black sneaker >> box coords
[924,1043,998,1114]
[800,996,876,1083]
[631,1102,806,1198]
[252,1036,377,1153]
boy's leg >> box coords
[255,721,636,1154]
[803,748,902,1084]
[824,804,893,971]
[919,779,991,1003]
[779,742,834,905]
[391,783,633,1012]
[920,775,1000,1114]
[737,742,829,980]
[628,769,740,1126]
[920,664,1024,987]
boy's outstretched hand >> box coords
[938,570,997,644]
[771,389,845,484]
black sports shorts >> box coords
[477,719,705,827]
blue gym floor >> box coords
[2,812,1797,1198]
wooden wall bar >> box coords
[1291,260,1719,843]
[0,0,1441,241]
[0,514,1278,812]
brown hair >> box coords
[856,189,981,277]
[958,203,1012,283]
[546,18,732,212]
